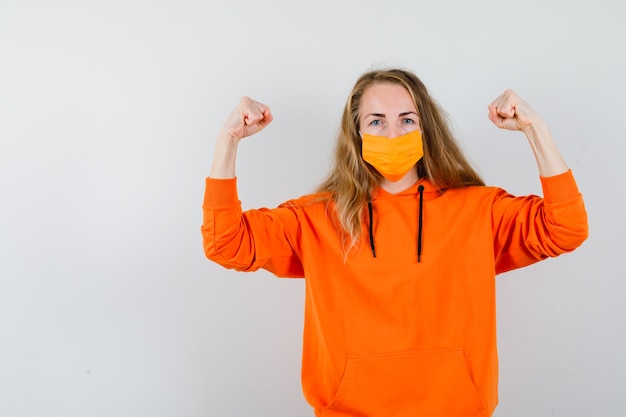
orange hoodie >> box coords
[202,170,588,417]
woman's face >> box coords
[359,83,421,138]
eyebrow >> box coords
[364,111,419,118]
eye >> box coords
[369,119,382,126]
[402,118,416,125]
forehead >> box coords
[360,82,417,115]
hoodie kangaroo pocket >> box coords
[325,348,486,417]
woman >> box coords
[202,68,588,416]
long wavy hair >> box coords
[316,68,484,251]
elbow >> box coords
[571,223,589,250]
[201,225,218,261]
[556,221,589,253]
[578,219,589,246]
[203,241,241,271]
[202,230,256,272]
[203,238,225,266]
[201,227,235,269]
[569,211,590,250]
[203,241,219,263]
[548,204,589,252]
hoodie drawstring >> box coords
[368,200,376,258]
[367,185,425,263]
[417,185,424,263]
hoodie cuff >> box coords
[540,170,581,204]
[203,177,239,207]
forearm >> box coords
[523,120,569,178]
[208,96,273,179]
[209,134,239,179]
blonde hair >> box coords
[316,68,484,250]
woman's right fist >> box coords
[221,96,273,141]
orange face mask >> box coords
[361,129,424,182]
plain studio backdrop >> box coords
[1,0,624,416]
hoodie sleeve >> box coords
[201,177,305,278]
[491,170,588,274]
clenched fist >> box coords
[220,96,273,141]
[488,89,541,133]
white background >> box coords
[1,0,624,416]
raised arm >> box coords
[210,96,273,178]
[487,90,588,272]
[488,89,568,177]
